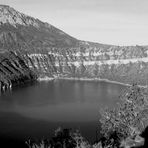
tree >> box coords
[100,84,148,146]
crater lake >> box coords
[0,80,126,147]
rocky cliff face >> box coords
[23,46,148,85]
[0,51,37,91]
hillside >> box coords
[1,5,148,85]
[0,5,80,51]
[0,5,122,51]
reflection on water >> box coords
[0,80,125,143]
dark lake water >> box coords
[0,80,126,147]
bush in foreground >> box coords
[100,84,148,147]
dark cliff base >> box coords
[0,51,37,92]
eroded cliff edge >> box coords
[22,46,148,86]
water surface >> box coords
[0,80,126,146]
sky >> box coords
[1,0,148,46]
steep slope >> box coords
[0,51,37,91]
[0,5,79,51]
[24,47,148,85]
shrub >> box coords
[100,84,148,147]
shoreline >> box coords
[37,76,131,87]
[58,77,131,87]
[37,76,54,81]
[37,76,147,88]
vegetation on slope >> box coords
[100,84,148,147]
